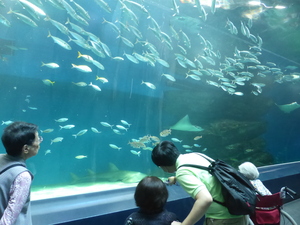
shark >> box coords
[170,114,204,131]
[276,102,300,113]
[70,163,147,184]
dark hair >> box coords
[1,121,38,156]
[134,176,168,213]
[151,141,180,167]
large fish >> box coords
[70,163,147,183]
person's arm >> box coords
[0,172,32,225]
[172,188,213,225]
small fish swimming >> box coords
[60,125,75,130]
[75,155,87,159]
[112,56,124,61]
[2,120,13,125]
[171,138,182,143]
[156,58,169,68]
[142,147,153,151]
[109,144,121,150]
[0,14,10,27]
[113,129,122,135]
[117,35,134,48]
[182,145,193,148]
[96,76,108,83]
[92,60,105,70]
[160,129,171,137]
[120,120,131,127]
[91,127,101,133]
[185,149,193,153]
[71,64,92,72]
[7,10,38,27]
[141,81,156,90]
[47,31,71,50]
[51,137,63,145]
[194,136,202,140]
[124,53,139,64]
[19,0,47,17]
[162,74,176,82]
[44,16,69,35]
[94,0,112,13]
[72,82,87,87]
[55,118,68,122]
[41,128,54,133]
[41,62,59,68]
[44,149,51,155]
[89,82,101,91]
[77,51,93,62]
[186,74,201,81]
[42,79,55,86]
[130,150,141,157]
[73,129,88,138]
[116,125,128,131]
[100,122,113,128]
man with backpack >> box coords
[151,141,248,225]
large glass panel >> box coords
[0,0,299,200]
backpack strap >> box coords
[177,156,226,207]
[177,153,214,171]
[194,153,214,163]
[178,164,210,171]
[0,164,26,176]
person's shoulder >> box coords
[14,171,32,187]
[124,212,138,225]
[18,171,32,180]
[162,209,178,220]
[178,153,212,167]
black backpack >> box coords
[178,154,257,216]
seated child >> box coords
[239,162,271,196]
[124,176,178,225]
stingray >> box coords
[170,115,204,131]
[276,102,300,113]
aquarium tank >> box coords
[0,0,300,200]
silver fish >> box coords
[94,0,112,13]
[73,129,88,138]
[19,0,47,17]
[59,125,75,130]
[47,31,71,50]
[8,10,38,27]
[0,13,10,27]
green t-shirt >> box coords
[176,153,242,219]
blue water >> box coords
[0,0,300,188]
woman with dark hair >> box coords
[124,176,178,225]
[0,121,41,225]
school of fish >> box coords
[0,0,299,160]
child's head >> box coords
[238,162,259,180]
[134,176,168,213]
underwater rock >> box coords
[200,119,267,148]
[163,89,273,126]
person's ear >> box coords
[23,145,29,154]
